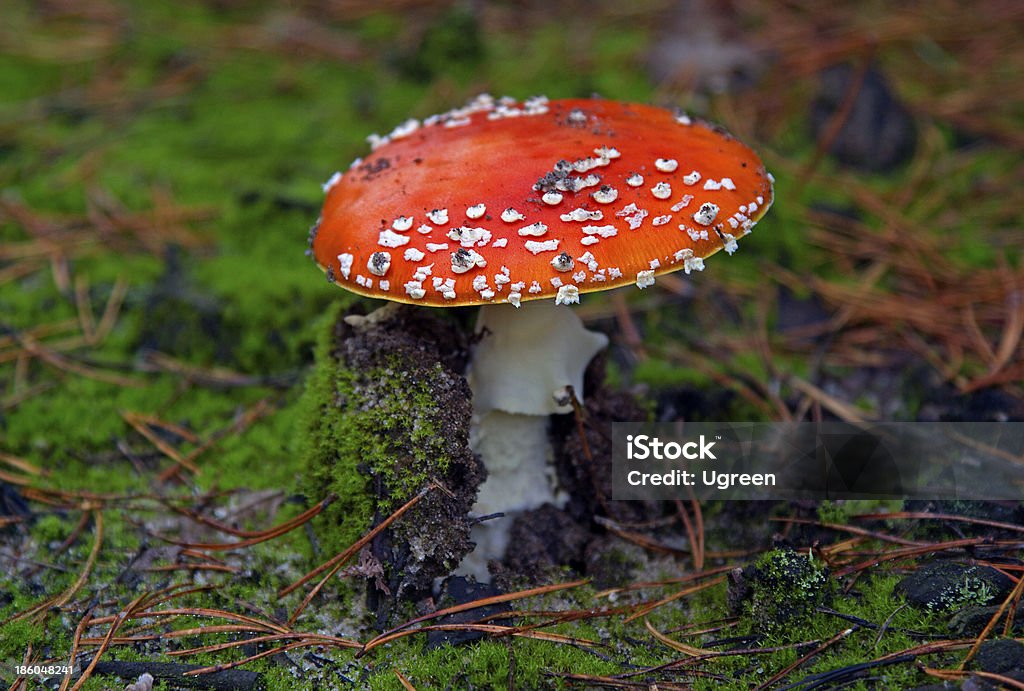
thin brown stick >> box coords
[284,485,435,625]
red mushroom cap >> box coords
[309,95,773,306]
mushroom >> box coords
[308,94,773,579]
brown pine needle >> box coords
[595,564,735,599]
[0,451,49,476]
[147,494,334,551]
[17,335,142,387]
[360,579,590,656]
[283,485,436,625]
[958,571,1024,670]
[94,277,128,342]
[753,626,855,690]
[854,511,1024,534]
[120,411,199,474]
[7,508,103,626]
[923,667,1024,690]
[773,516,926,546]
[395,669,417,691]
[623,577,725,623]
[834,537,993,577]
[168,631,359,657]
[644,618,709,657]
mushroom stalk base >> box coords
[456,301,608,581]
[457,411,561,581]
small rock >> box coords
[425,577,511,649]
[975,639,1024,675]
[950,605,1024,636]
[897,562,1013,612]
[811,63,916,172]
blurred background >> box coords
[1,0,1023,686]
[3,0,1021,448]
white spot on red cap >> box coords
[368,252,391,276]
[561,208,603,222]
[426,209,449,225]
[448,226,492,247]
[542,191,563,205]
[389,118,420,140]
[592,186,618,204]
[683,171,701,186]
[501,208,525,223]
[555,284,580,305]
[550,252,574,272]
[684,256,705,273]
[636,270,655,289]
[655,158,678,173]
[582,224,618,238]
[392,216,414,231]
[403,247,425,262]
[693,202,720,226]
[616,203,648,230]
[404,281,425,299]
[525,239,560,254]
[626,173,643,187]
[425,243,449,253]
[651,182,672,200]
[466,204,486,219]
[432,276,456,299]
[671,195,694,212]
[674,248,693,263]
[412,263,433,282]
[518,222,548,237]
[322,172,342,193]
[450,248,486,274]
[337,253,354,279]
[378,229,410,248]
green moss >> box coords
[371,636,619,690]
[749,548,832,638]
[297,307,460,558]
[931,571,999,611]
[633,356,713,389]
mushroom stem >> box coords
[457,301,608,579]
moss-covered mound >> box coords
[299,304,483,619]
